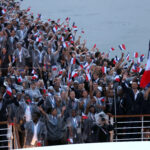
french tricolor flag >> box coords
[110,47,115,51]
[102,66,107,74]
[43,89,47,94]
[27,7,31,12]
[72,26,78,31]
[63,42,69,48]
[134,52,138,58]
[2,9,6,14]
[132,64,137,73]
[31,69,36,75]
[17,76,22,83]
[113,56,119,65]
[93,44,96,49]
[67,138,73,144]
[57,18,60,24]
[34,32,38,38]
[140,43,150,88]
[126,53,130,61]
[65,17,70,23]
[32,74,38,80]
[71,70,78,78]
[86,65,90,73]
[137,58,141,65]
[36,37,41,42]
[60,36,64,42]
[84,63,89,69]
[37,14,41,19]
[82,113,88,119]
[119,44,126,51]
[53,25,58,33]
[52,65,57,71]
[80,64,84,69]
[6,87,12,97]
[70,57,76,65]
[100,97,105,102]
[137,67,142,73]
[69,35,74,41]
[86,73,91,81]
[140,54,145,62]
[115,75,121,82]
[59,70,63,75]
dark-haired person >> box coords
[0,47,11,76]
[67,109,82,144]
[39,106,67,146]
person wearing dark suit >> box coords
[0,47,11,76]
[131,81,144,115]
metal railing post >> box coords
[141,116,144,141]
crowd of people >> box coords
[0,0,150,149]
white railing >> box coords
[109,114,150,142]
[0,122,13,150]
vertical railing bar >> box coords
[141,116,144,141]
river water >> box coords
[20,0,150,59]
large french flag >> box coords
[140,44,150,88]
